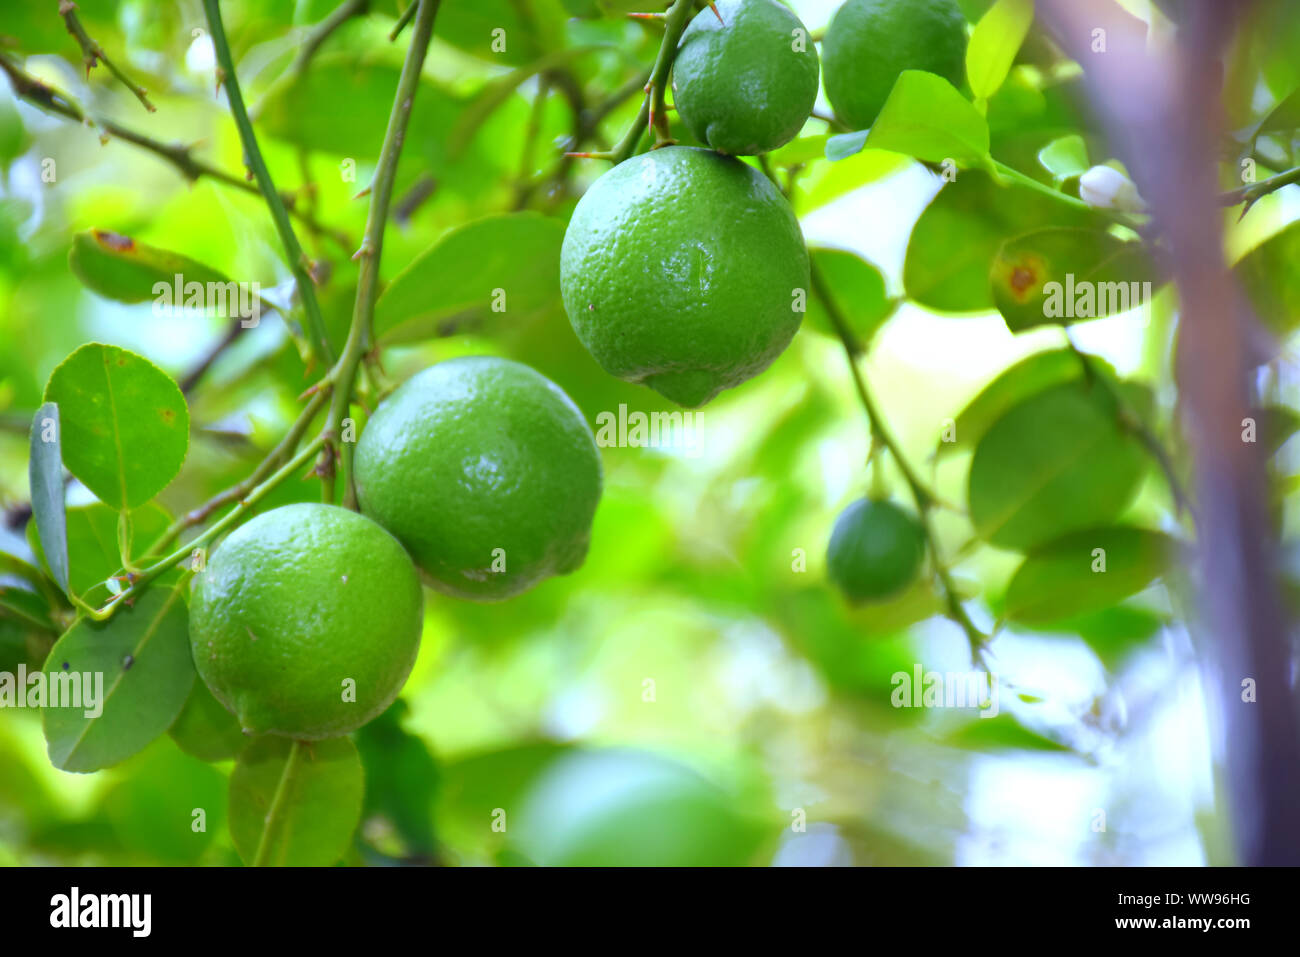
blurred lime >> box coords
[189,503,423,739]
[516,749,766,866]
[822,0,968,129]
[354,356,602,602]
[672,0,819,155]
[827,498,927,602]
[560,146,808,407]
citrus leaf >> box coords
[28,402,69,597]
[104,740,227,863]
[68,230,230,305]
[43,343,189,510]
[967,380,1148,551]
[966,0,1036,103]
[941,347,1111,455]
[991,227,1158,332]
[229,736,364,867]
[904,170,1098,313]
[42,585,194,773]
[1235,219,1300,334]
[806,247,893,343]
[355,702,440,858]
[846,70,991,167]
[0,584,56,632]
[946,712,1071,752]
[28,503,172,600]
[1004,526,1177,625]
[374,212,565,345]
[1038,133,1089,184]
[169,679,248,763]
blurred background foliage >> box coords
[0,0,1297,865]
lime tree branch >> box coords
[567,0,694,164]
[203,0,335,370]
[59,0,155,112]
[1220,165,1300,216]
[290,0,370,80]
[0,55,350,251]
[810,262,988,657]
[89,432,329,620]
[324,0,441,506]
[146,388,330,556]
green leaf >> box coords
[1004,526,1177,625]
[169,679,248,763]
[374,212,565,344]
[946,712,1072,752]
[43,343,189,510]
[991,227,1158,332]
[942,347,1109,455]
[806,247,893,343]
[966,0,1036,103]
[28,402,69,597]
[825,130,869,162]
[29,503,172,600]
[68,230,230,306]
[0,583,56,632]
[42,585,195,773]
[904,171,1098,313]
[1236,219,1300,334]
[438,0,546,65]
[104,739,227,863]
[967,380,1148,551]
[853,70,991,167]
[229,736,364,867]
[1038,134,1090,184]
[1253,404,1300,453]
[355,702,440,859]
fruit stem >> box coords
[322,0,442,508]
[252,740,303,867]
[809,260,989,658]
[87,434,329,621]
[202,0,336,371]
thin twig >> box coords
[202,0,336,370]
[809,261,988,658]
[1219,164,1300,218]
[389,1,418,41]
[58,0,155,112]
[323,0,442,505]
[0,55,350,251]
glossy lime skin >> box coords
[189,503,423,740]
[826,498,926,603]
[672,0,819,155]
[822,0,968,130]
[560,146,809,408]
[354,356,602,602]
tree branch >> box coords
[58,0,155,112]
[202,0,336,370]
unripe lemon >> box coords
[354,356,602,602]
[560,146,809,408]
[672,0,820,156]
[189,503,423,740]
[826,498,926,603]
[822,0,968,130]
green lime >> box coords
[354,356,602,602]
[672,0,819,155]
[822,0,968,130]
[826,498,926,603]
[189,503,423,740]
[560,145,809,407]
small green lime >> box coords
[672,0,819,155]
[822,0,968,130]
[354,356,602,601]
[826,498,926,603]
[189,503,423,740]
[560,146,809,407]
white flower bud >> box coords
[1078,165,1146,213]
